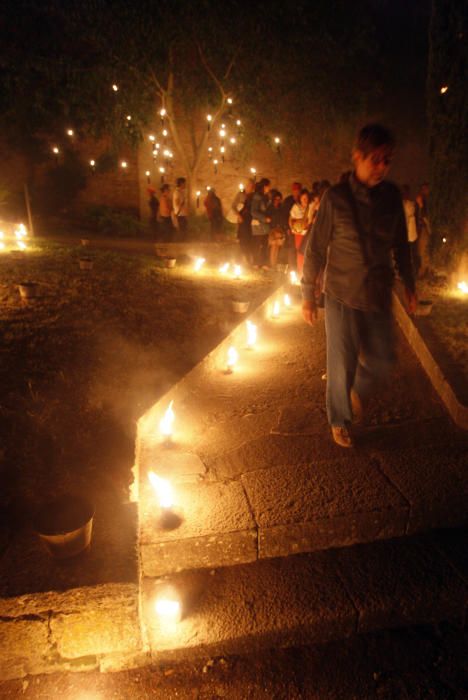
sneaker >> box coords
[350,389,363,425]
[331,425,353,448]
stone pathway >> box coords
[136,287,467,661]
[1,284,466,679]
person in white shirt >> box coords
[401,184,419,276]
[173,177,188,240]
[289,189,314,274]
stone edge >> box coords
[392,291,468,430]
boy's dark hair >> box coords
[160,183,170,193]
[355,123,395,157]
[176,177,186,187]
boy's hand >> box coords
[302,299,318,325]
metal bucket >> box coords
[18,282,38,300]
[34,494,95,559]
[79,258,93,271]
[231,299,250,313]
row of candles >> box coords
[146,287,296,626]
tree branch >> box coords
[196,42,226,100]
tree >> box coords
[427,0,468,265]
[1,0,381,208]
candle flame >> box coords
[289,271,299,285]
[17,241,27,251]
[155,595,181,626]
[227,346,238,368]
[148,471,173,509]
[272,300,280,318]
[457,281,468,294]
[194,257,205,272]
[284,293,291,307]
[219,262,230,274]
[159,400,174,438]
[246,321,257,347]
[233,264,242,278]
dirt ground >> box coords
[415,272,468,405]
[0,240,276,538]
[0,622,467,699]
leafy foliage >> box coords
[427,1,467,264]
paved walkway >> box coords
[136,287,467,662]
[137,287,467,575]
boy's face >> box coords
[354,146,393,188]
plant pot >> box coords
[415,300,433,316]
[34,494,94,559]
[165,257,176,269]
[18,282,38,299]
[80,238,90,247]
[231,299,250,313]
[79,258,93,271]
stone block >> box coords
[50,591,141,659]
[0,617,51,680]
[140,480,255,544]
[373,447,468,534]
[139,449,206,484]
[242,458,408,558]
[141,551,356,661]
[272,403,328,436]
[141,529,257,577]
[99,650,151,673]
[333,534,468,633]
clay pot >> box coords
[231,299,250,313]
[165,257,176,269]
[18,282,38,299]
[79,258,93,271]
[415,300,433,316]
[34,494,95,559]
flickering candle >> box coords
[194,257,205,272]
[196,190,201,208]
[271,300,280,318]
[159,400,174,440]
[284,293,291,308]
[226,346,238,373]
[233,264,242,279]
[207,114,212,131]
[246,320,257,349]
[120,160,128,169]
[219,262,230,274]
[67,128,74,137]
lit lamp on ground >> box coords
[246,321,257,349]
[0,232,5,251]
[148,471,174,511]
[233,264,242,279]
[225,346,239,374]
[159,400,175,442]
[154,587,182,628]
[271,300,281,319]
[290,270,299,286]
[284,293,292,309]
[194,257,205,272]
[15,223,28,251]
[457,281,468,295]
[219,262,230,274]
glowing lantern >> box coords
[159,400,175,439]
[148,471,173,509]
[194,257,205,272]
[226,346,238,372]
[457,281,468,294]
[246,321,257,348]
[155,594,181,625]
[233,264,242,279]
[272,300,280,318]
[219,262,230,274]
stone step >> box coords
[139,439,467,578]
[141,528,468,663]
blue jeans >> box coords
[324,295,395,427]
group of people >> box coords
[230,178,331,272]
[148,177,189,242]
